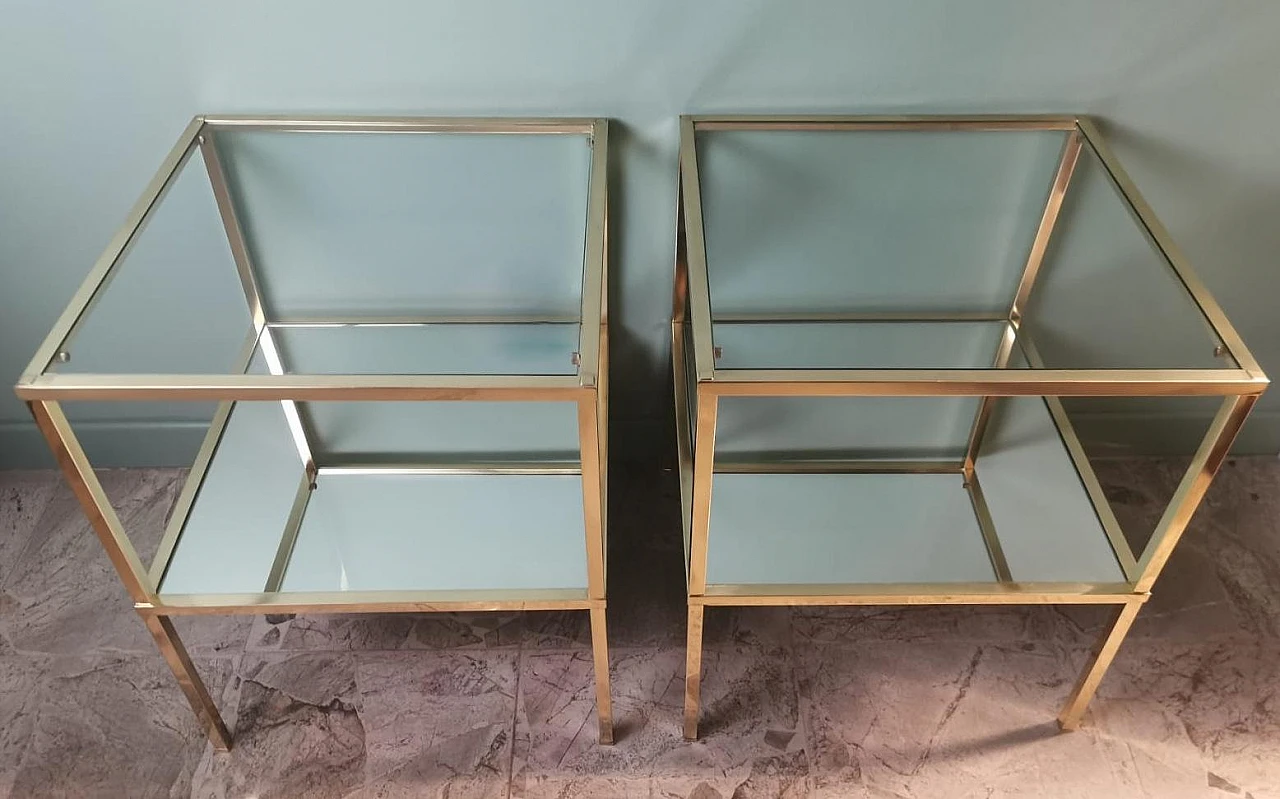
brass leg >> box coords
[589,605,614,744]
[683,602,705,740]
[142,613,232,751]
[1058,601,1141,731]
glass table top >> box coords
[692,123,1241,372]
[43,124,595,379]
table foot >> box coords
[142,613,232,751]
[588,605,614,745]
[1057,601,1141,730]
[683,603,704,740]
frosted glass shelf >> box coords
[159,400,588,597]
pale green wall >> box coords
[2,0,1278,466]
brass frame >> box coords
[672,114,1266,739]
[15,116,614,748]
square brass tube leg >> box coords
[589,605,615,744]
[1058,601,1142,731]
[683,603,705,741]
[141,613,232,751]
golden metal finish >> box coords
[1076,118,1263,378]
[683,603,705,740]
[16,372,590,402]
[579,396,607,600]
[590,606,615,744]
[672,171,690,325]
[200,129,267,332]
[597,287,610,565]
[578,119,608,389]
[672,323,695,572]
[1058,601,1143,730]
[144,615,232,751]
[691,115,1080,131]
[149,397,235,587]
[1134,394,1257,593]
[1044,393,1140,581]
[716,460,961,475]
[672,180,696,571]
[705,368,1264,396]
[142,588,597,615]
[673,114,1266,740]
[29,400,153,602]
[963,322,1018,479]
[269,314,581,326]
[263,473,313,593]
[698,583,1142,605]
[1020,332,1140,581]
[319,462,582,476]
[257,326,317,470]
[21,117,204,382]
[966,474,1012,583]
[678,117,716,382]
[1009,131,1083,324]
[209,135,318,475]
[686,389,718,595]
[149,327,261,587]
[715,312,1009,324]
[17,115,614,749]
[202,115,596,134]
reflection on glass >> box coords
[268,323,579,376]
[698,129,1067,315]
[1054,394,1217,558]
[47,129,594,377]
[712,321,1007,370]
[976,396,1125,583]
[1022,143,1232,369]
[216,131,591,319]
[53,152,252,376]
[706,473,997,585]
[696,126,1235,372]
[159,398,304,595]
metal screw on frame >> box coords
[55,351,70,363]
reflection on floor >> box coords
[0,458,1278,798]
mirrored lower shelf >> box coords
[705,396,1131,592]
[157,401,590,599]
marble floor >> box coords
[0,458,1278,798]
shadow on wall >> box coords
[608,121,684,468]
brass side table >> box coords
[15,115,614,748]
[672,114,1267,739]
